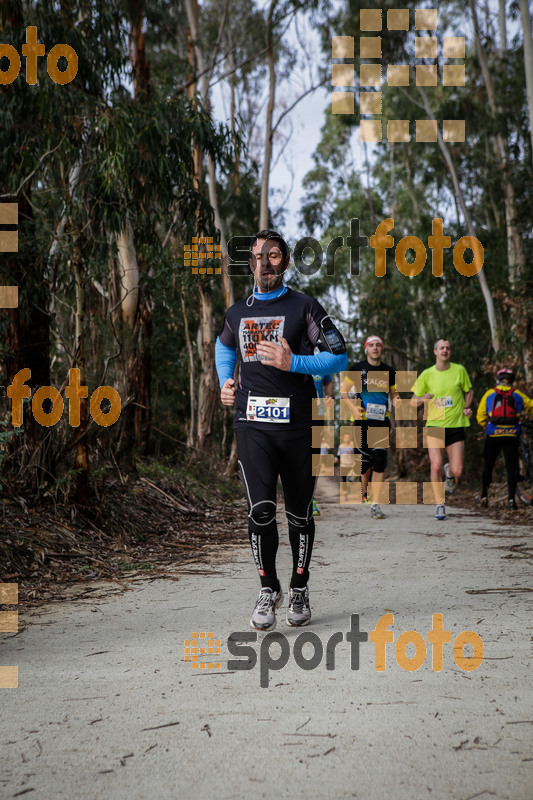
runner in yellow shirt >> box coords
[411,339,473,520]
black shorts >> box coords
[444,427,466,447]
[425,427,466,447]
[354,420,389,474]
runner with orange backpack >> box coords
[476,368,533,509]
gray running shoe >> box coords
[286,586,311,627]
[370,503,386,519]
[443,463,456,494]
[250,587,283,631]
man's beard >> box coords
[258,271,283,291]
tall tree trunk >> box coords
[517,0,533,167]
[470,0,526,290]
[417,86,500,353]
[259,0,278,229]
[73,236,89,504]
[185,0,234,311]
[498,0,507,54]
[185,0,234,451]
[229,48,240,197]
[113,1,152,460]
[181,292,196,447]
[196,285,216,450]
[115,223,143,461]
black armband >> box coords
[318,316,346,355]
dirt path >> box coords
[1,478,532,799]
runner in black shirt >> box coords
[340,335,397,519]
[216,230,348,630]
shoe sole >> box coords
[286,614,311,627]
[250,619,277,631]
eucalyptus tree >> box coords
[0,0,234,495]
[303,0,532,387]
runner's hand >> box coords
[256,337,293,370]
[463,407,473,419]
[221,378,236,405]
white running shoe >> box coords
[443,463,456,494]
[435,504,446,520]
[370,503,386,519]
[250,587,283,631]
[286,586,311,627]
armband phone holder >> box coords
[319,316,346,355]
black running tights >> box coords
[235,427,316,590]
[481,436,519,500]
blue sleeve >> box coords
[215,336,237,388]
[290,350,348,377]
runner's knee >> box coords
[452,464,463,480]
[249,501,277,528]
[285,508,312,528]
